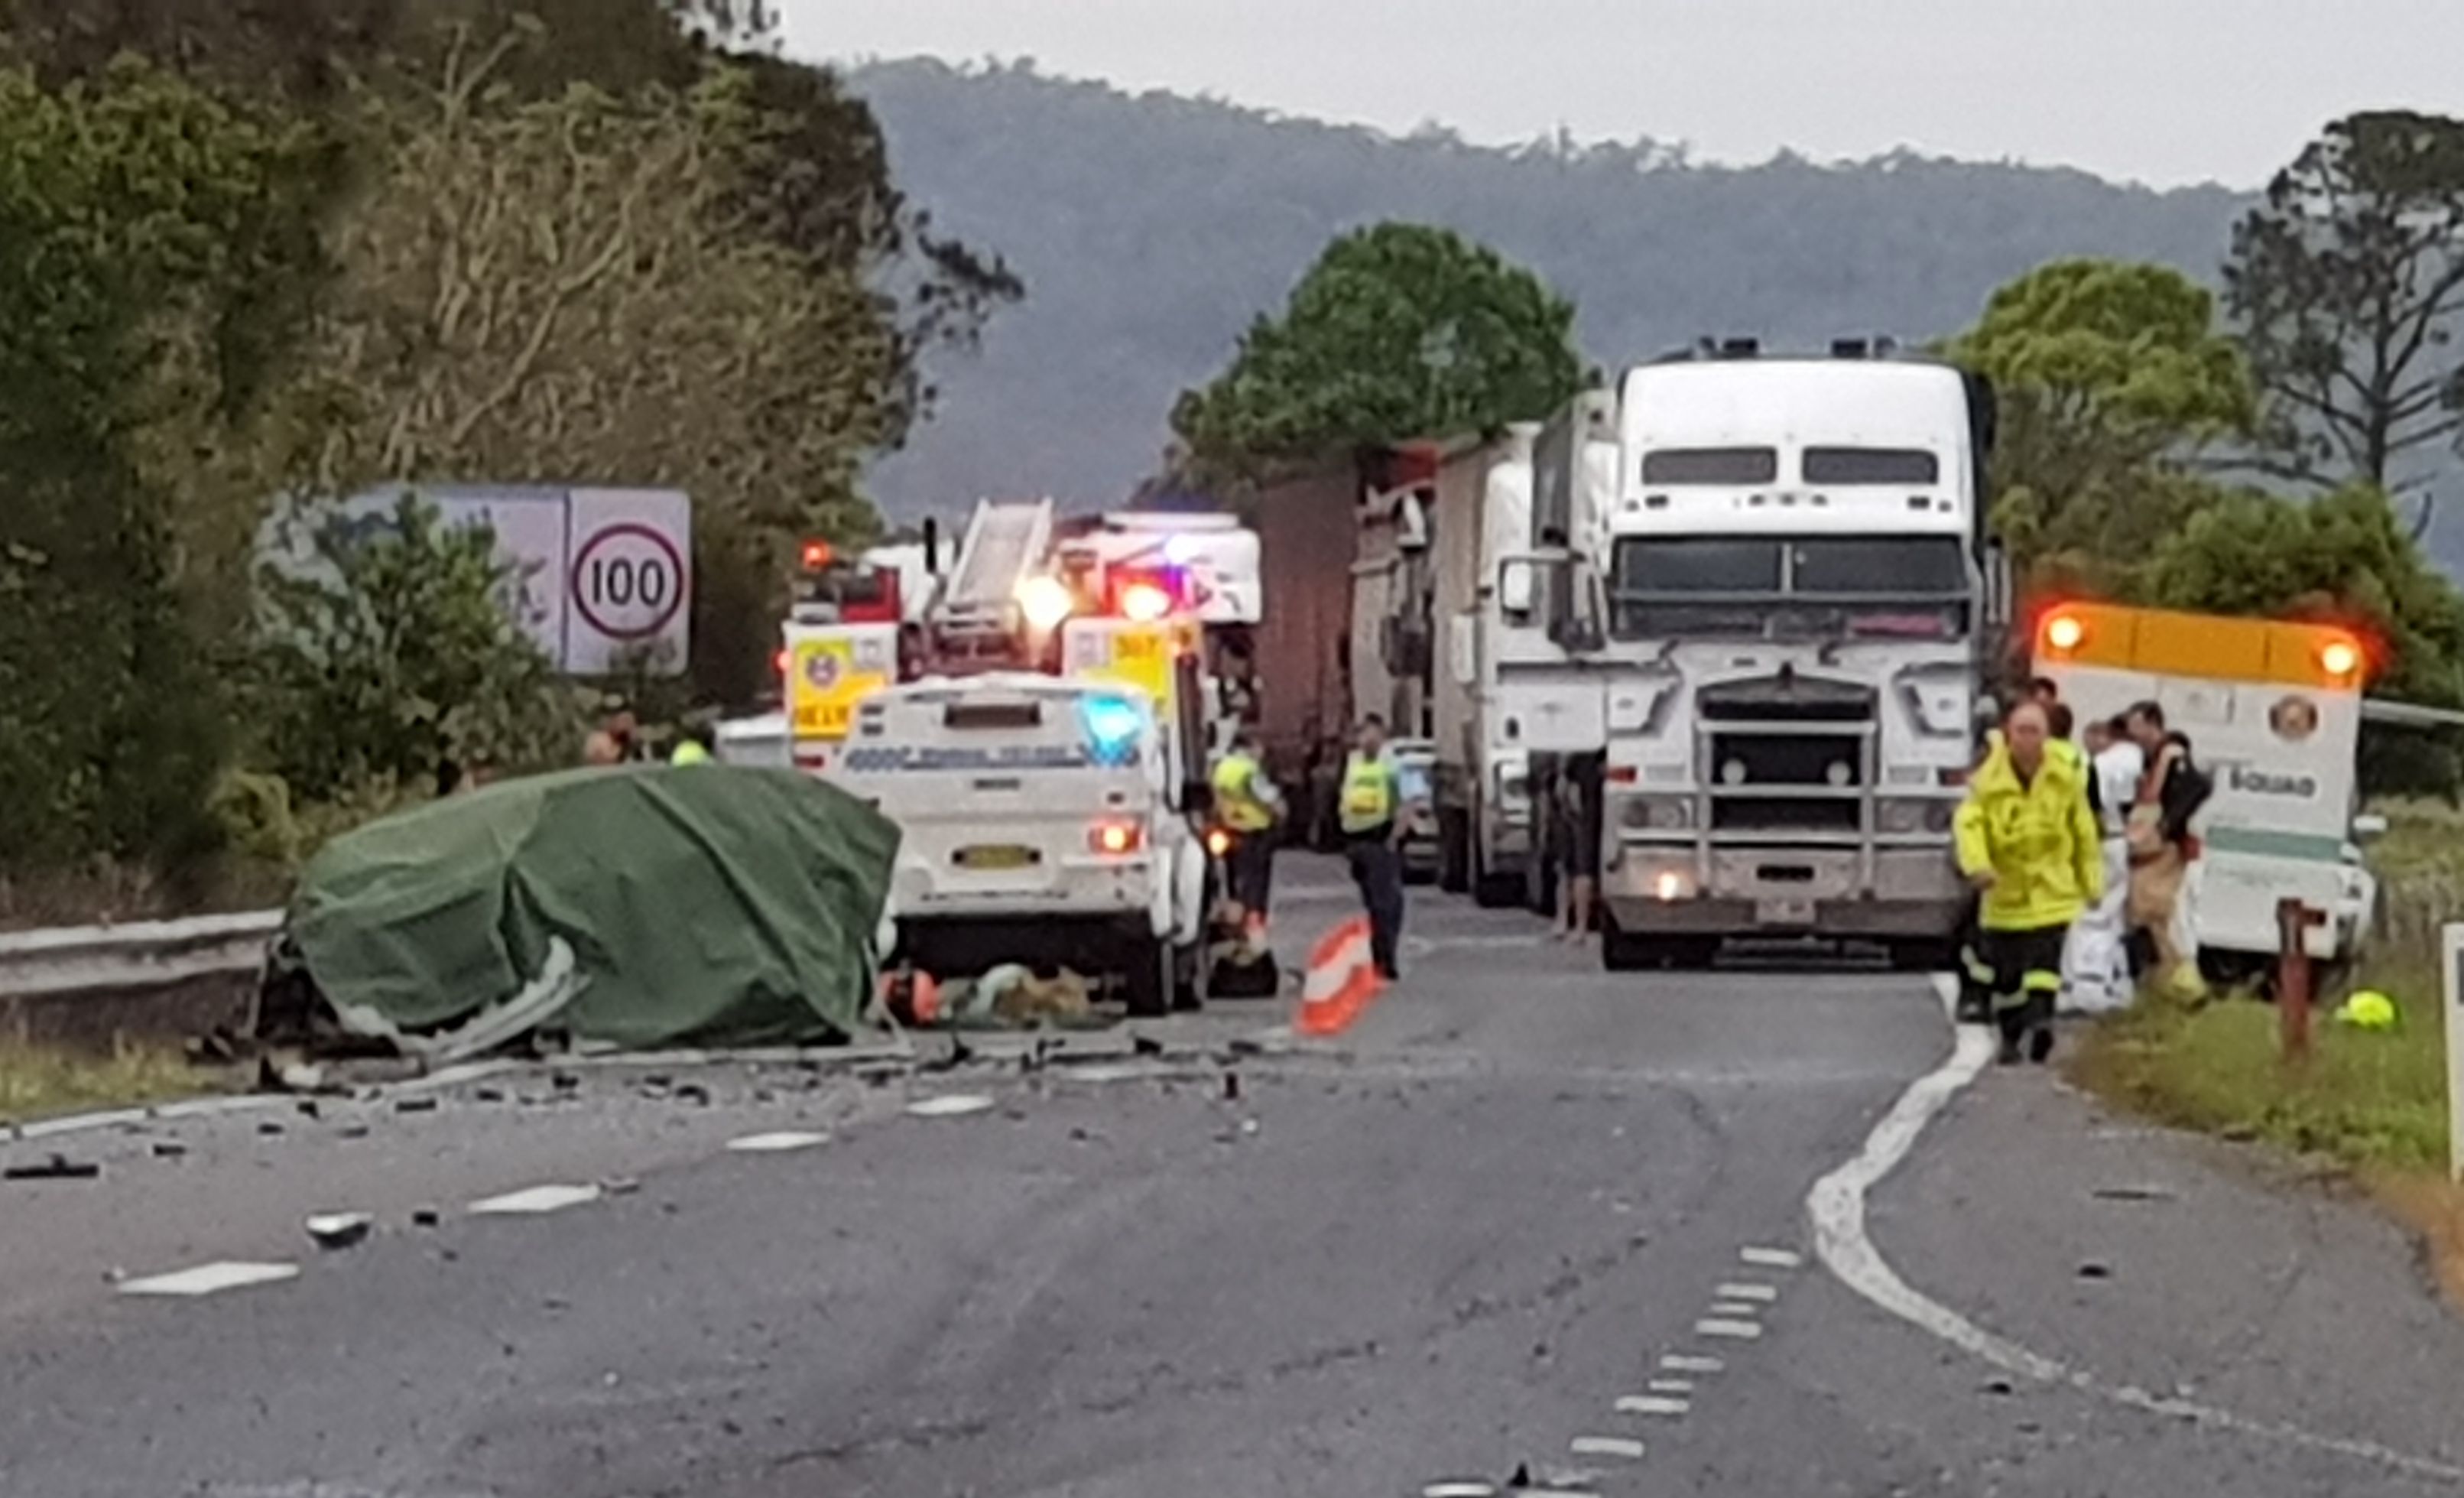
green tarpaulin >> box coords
[284,766,898,1051]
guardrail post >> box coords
[2277,898,2324,1064]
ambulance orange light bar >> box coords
[800,539,833,570]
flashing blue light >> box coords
[1081,694,1144,762]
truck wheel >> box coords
[1124,937,1173,1018]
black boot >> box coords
[2027,1024,2056,1064]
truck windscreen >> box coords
[1609,536,1969,641]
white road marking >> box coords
[119,1261,300,1297]
[1810,996,2464,1483]
[1516,1490,1601,1498]
[1707,1300,1761,1318]
[1648,1378,1695,1394]
[1061,1065,1144,1084]
[1660,1353,1725,1373]
[1570,1435,1648,1458]
[1716,1281,1778,1302]
[468,1183,602,1216]
[726,1131,828,1152]
[1420,1484,1497,1498]
[1738,1246,1802,1269]
[1615,1395,1691,1417]
[905,1094,995,1118]
[1929,970,1962,1018]
[1693,1318,1763,1340]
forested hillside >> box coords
[851,58,2247,518]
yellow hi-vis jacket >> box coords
[1211,752,1276,832]
[1954,740,2104,931]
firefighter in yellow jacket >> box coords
[1954,700,2105,1065]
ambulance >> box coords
[2031,602,2381,977]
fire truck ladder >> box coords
[929,497,1055,668]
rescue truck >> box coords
[2031,601,2381,981]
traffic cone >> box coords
[1294,916,1383,1038]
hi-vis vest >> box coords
[1338,752,1398,834]
[1212,752,1274,832]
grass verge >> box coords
[0,1042,224,1127]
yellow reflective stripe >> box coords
[2021,970,2063,993]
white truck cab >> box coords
[834,671,1211,1015]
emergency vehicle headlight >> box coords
[1081,694,1143,758]
[1017,576,1076,632]
[1622,795,1690,830]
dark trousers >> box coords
[1227,830,1275,918]
[1981,923,2067,1051]
[1343,835,1405,976]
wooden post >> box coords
[2277,898,2324,1063]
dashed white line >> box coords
[1648,1378,1695,1394]
[119,1261,300,1297]
[468,1183,602,1216]
[1660,1353,1725,1373]
[726,1131,829,1152]
[1614,1395,1691,1417]
[1570,1435,1648,1459]
[1716,1281,1778,1302]
[1420,1484,1497,1498]
[905,1094,995,1118]
[1693,1318,1763,1340]
[1707,1300,1761,1318]
[1809,975,2464,1485]
[1739,1246,1803,1269]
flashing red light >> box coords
[1118,581,1173,622]
[1204,827,1232,858]
[1090,820,1143,855]
[774,648,790,675]
[2042,613,2086,653]
[800,540,833,570]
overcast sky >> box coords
[786,0,2464,188]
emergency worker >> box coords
[1338,716,1407,981]
[2062,715,2143,1010]
[1210,729,1282,926]
[670,723,715,765]
[2122,701,2209,1001]
[1955,700,2104,1064]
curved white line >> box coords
[1811,1009,2464,1483]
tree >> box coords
[1946,258,2254,593]
[1171,223,1583,476]
[2225,112,2464,494]
[2142,484,2464,793]
[252,496,586,801]
[0,60,332,873]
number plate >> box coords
[1755,898,1816,928]
[954,845,1038,871]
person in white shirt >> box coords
[2063,714,2144,1012]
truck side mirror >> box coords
[2351,812,2388,843]
[1498,558,1537,616]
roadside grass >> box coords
[0,1041,222,1127]
[2070,798,2464,1305]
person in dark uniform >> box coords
[1553,754,1602,944]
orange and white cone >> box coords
[1294,916,1385,1038]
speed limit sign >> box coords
[563,489,692,673]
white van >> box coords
[833,673,1211,1015]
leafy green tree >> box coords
[252,496,586,801]
[0,60,330,874]
[1171,223,1583,476]
[1946,258,2251,593]
[2225,112,2464,492]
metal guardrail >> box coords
[0,910,281,999]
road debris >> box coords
[5,1153,99,1181]
[305,1212,374,1250]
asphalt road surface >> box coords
[4,859,2462,1497]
